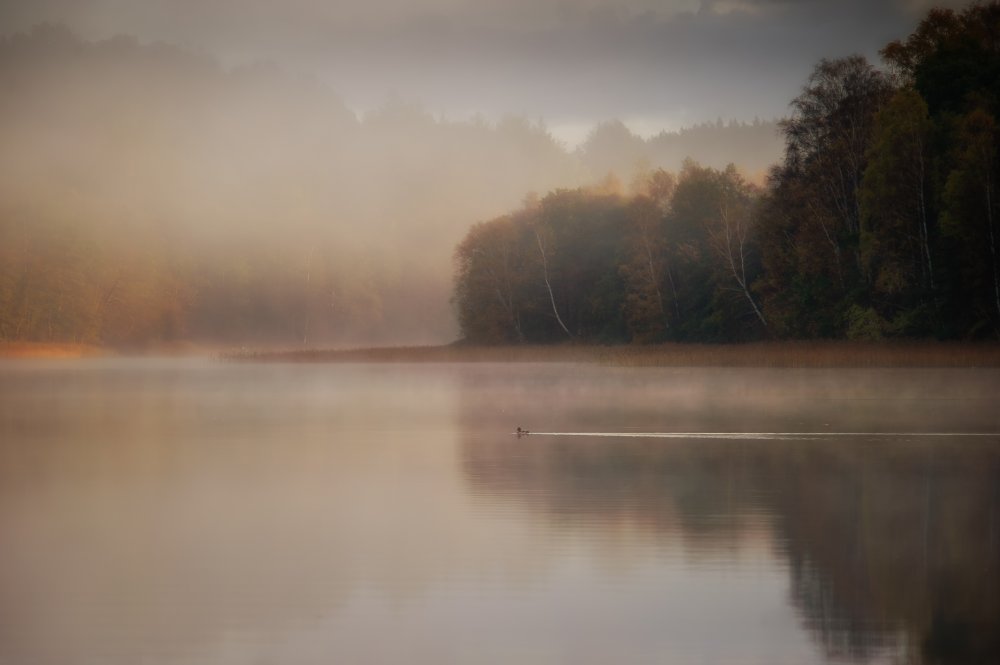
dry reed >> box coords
[224,341,1000,368]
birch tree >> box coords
[709,166,767,329]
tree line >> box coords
[0,24,781,348]
[454,2,1000,344]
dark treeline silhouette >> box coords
[454,2,1000,343]
[0,24,779,348]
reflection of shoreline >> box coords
[462,433,1000,663]
[459,367,1000,665]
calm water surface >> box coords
[1,359,998,664]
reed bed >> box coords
[225,341,1000,368]
[0,342,106,359]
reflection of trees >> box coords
[461,395,1000,664]
[773,443,1000,664]
[462,435,766,554]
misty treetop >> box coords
[0,23,780,347]
[454,162,767,344]
[453,1,1000,344]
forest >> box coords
[0,23,779,349]
[454,2,1000,344]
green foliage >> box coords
[877,2,1000,337]
[751,2,1000,340]
[453,189,633,344]
[939,107,1000,333]
[845,305,885,341]
[860,88,936,328]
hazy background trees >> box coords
[0,23,782,348]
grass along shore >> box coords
[5,340,999,367]
[0,342,106,359]
[0,341,217,359]
[224,341,1000,368]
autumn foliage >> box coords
[454,2,1000,343]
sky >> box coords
[0,0,973,145]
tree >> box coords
[660,161,717,339]
[859,88,936,333]
[755,164,848,338]
[579,119,647,183]
[620,169,675,342]
[781,56,894,262]
[661,161,767,340]
[880,1,1000,336]
[532,222,573,339]
[756,56,893,337]
[708,165,767,331]
[942,107,1000,331]
[882,3,1000,117]
[453,216,529,343]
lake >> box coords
[1,359,998,664]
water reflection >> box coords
[458,365,1000,664]
[0,360,476,665]
[0,361,997,664]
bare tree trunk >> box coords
[534,229,572,338]
[720,206,767,328]
[917,148,935,289]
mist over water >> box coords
[1,360,997,664]
[2,2,998,663]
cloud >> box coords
[0,0,974,128]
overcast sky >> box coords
[0,0,974,145]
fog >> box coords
[0,25,781,346]
[1,361,997,663]
[0,26,580,344]
[0,1,971,139]
[0,1,980,345]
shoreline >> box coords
[0,342,106,359]
[223,341,1000,368]
[0,341,215,359]
[6,340,1000,368]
